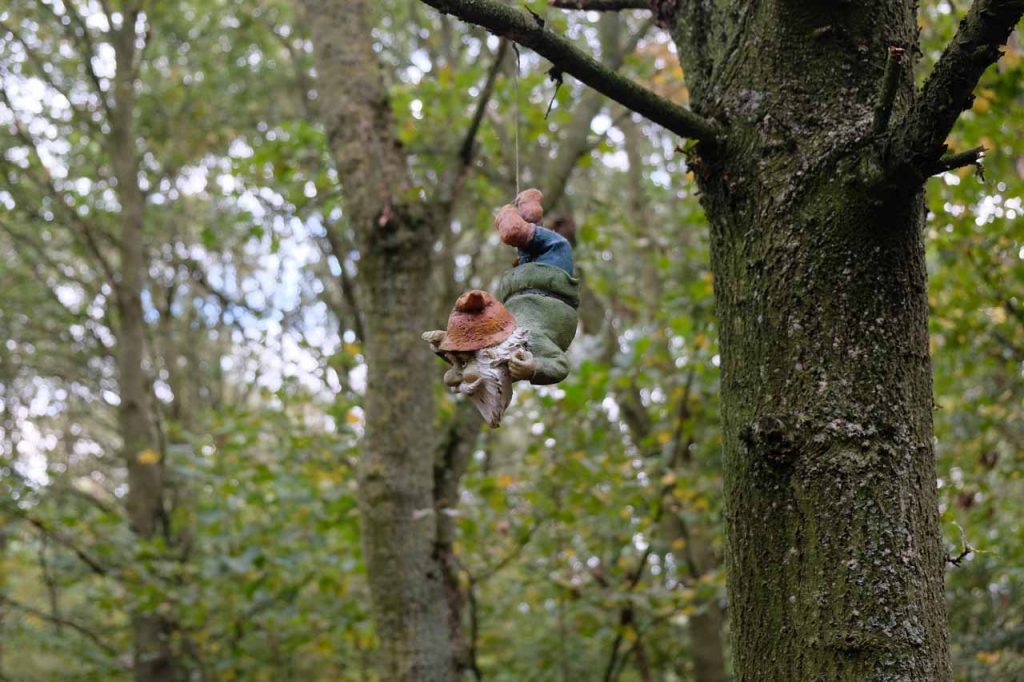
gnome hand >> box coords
[496,205,535,249]
[514,188,544,224]
[508,349,537,381]
[421,330,447,352]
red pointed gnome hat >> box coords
[438,290,517,352]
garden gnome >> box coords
[422,189,579,427]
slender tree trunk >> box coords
[662,511,726,682]
[299,1,456,679]
[0,371,10,679]
[110,15,175,682]
[664,2,951,678]
[356,199,454,681]
[433,401,483,678]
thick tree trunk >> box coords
[299,1,456,679]
[110,18,174,682]
[667,2,952,679]
[356,201,455,681]
[707,178,948,682]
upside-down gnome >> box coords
[422,189,579,427]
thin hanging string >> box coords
[512,44,521,195]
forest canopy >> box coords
[0,0,1022,680]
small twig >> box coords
[471,517,544,582]
[545,67,564,119]
[946,521,974,567]
[872,47,905,135]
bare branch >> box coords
[6,507,112,577]
[872,46,905,135]
[0,18,105,133]
[419,0,721,145]
[542,13,653,210]
[321,220,366,342]
[451,38,509,200]
[550,0,651,10]
[899,0,1024,171]
[0,88,119,287]
[929,145,986,176]
[0,595,119,656]
[32,0,114,120]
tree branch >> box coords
[550,0,651,10]
[898,0,1024,171]
[929,145,986,176]
[419,0,721,145]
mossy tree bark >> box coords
[420,0,1024,679]
[664,1,1021,678]
[299,1,455,680]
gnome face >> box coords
[444,347,515,428]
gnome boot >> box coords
[514,188,544,224]
[495,205,535,249]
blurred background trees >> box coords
[0,0,1020,680]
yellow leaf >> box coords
[972,96,991,114]
[136,449,160,465]
[496,474,515,489]
[656,431,672,445]
[976,650,1001,665]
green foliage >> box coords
[923,10,1024,676]
[0,0,1021,680]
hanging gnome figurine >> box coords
[422,189,579,427]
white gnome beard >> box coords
[457,328,528,428]
[463,361,513,428]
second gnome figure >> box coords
[423,189,579,427]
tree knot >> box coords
[740,415,800,466]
